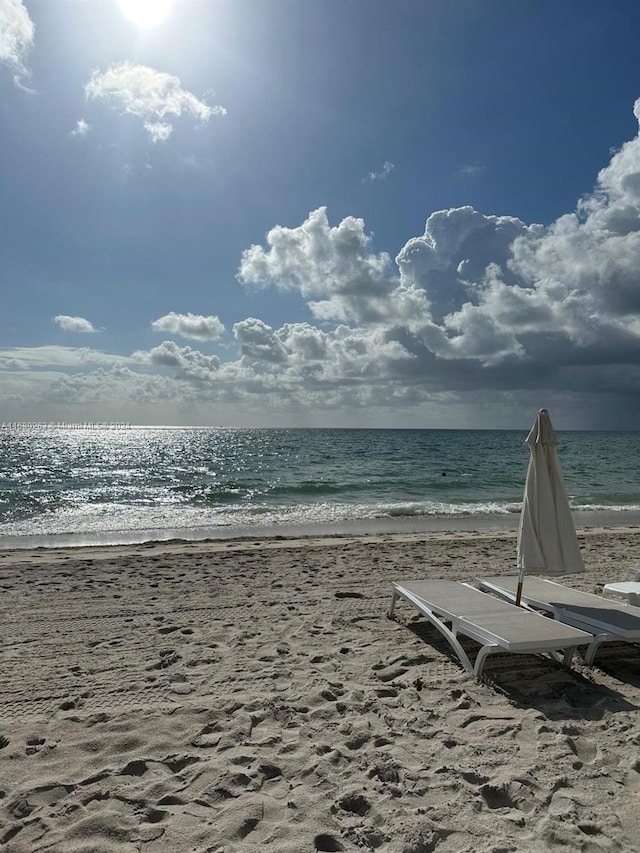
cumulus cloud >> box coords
[151,312,225,341]
[233,318,289,364]
[133,341,220,381]
[129,318,413,408]
[231,318,413,387]
[54,315,98,334]
[364,160,395,182]
[397,99,640,374]
[85,62,226,142]
[237,207,406,324]
[0,0,34,82]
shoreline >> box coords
[2,507,640,553]
[2,519,640,568]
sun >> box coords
[116,0,175,28]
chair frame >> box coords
[388,580,591,678]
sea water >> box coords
[1,425,640,549]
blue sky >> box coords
[3,0,640,428]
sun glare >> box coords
[116,0,175,28]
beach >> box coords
[1,526,640,852]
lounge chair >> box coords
[476,575,640,665]
[603,581,640,606]
[388,580,592,678]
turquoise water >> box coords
[1,426,640,548]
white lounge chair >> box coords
[476,575,640,665]
[388,580,592,678]
[603,581,640,606]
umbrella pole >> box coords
[515,567,524,607]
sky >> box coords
[3,0,640,429]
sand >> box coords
[1,527,640,852]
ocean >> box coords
[1,425,640,549]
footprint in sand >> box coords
[59,692,90,711]
[548,789,579,816]
[332,792,371,817]
[373,663,409,682]
[368,763,401,783]
[314,833,344,852]
[146,649,181,670]
[566,735,597,765]
[8,782,75,819]
[144,808,168,823]
[7,794,35,819]
[318,682,345,702]
[170,681,193,695]
[480,775,537,813]
[258,762,283,780]
[344,732,369,750]
[25,737,49,755]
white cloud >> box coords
[237,207,402,324]
[364,160,395,182]
[144,121,173,143]
[389,95,640,373]
[237,205,542,366]
[229,319,413,390]
[0,0,34,82]
[85,61,226,143]
[133,341,221,380]
[151,312,225,341]
[71,119,91,138]
[54,315,98,334]
[233,318,289,364]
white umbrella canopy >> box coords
[516,409,584,604]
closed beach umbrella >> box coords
[516,409,584,605]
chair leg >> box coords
[387,590,398,619]
[473,645,499,678]
[583,635,607,665]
